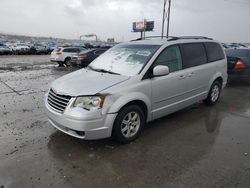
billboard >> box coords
[133,20,154,32]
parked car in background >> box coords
[32,43,48,54]
[50,47,85,66]
[226,48,250,83]
[0,43,12,55]
[70,47,110,67]
[45,36,227,143]
[11,43,30,55]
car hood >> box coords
[51,69,130,96]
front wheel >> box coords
[203,81,222,106]
[112,105,145,144]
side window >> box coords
[154,45,182,73]
[73,48,80,53]
[63,48,70,53]
[181,43,207,68]
[205,42,225,62]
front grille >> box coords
[47,89,72,113]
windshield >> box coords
[80,49,92,54]
[88,44,160,76]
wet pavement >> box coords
[0,55,250,188]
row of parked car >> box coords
[222,42,250,49]
[0,42,57,55]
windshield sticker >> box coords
[136,51,151,57]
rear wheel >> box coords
[64,58,71,67]
[203,81,222,106]
[112,105,145,144]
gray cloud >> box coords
[0,0,249,42]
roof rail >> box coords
[131,36,213,42]
[131,36,178,41]
[167,36,213,41]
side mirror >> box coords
[153,65,170,77]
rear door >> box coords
[179,43,213,104]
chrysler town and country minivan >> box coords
[45,36,227,143]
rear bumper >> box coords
[44,94,117,140]
[228,68,250,81]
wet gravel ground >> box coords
[0,55,250,188]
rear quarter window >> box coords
[63,48,71,53]
[204,42,225,62]
[181,43,207,68]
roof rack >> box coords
[167,36,213,41]
[131,36,213,42]
[131,36,178,41]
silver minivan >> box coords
[45,37,227,143]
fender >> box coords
[207,72,223,92]
[104,92,152,122]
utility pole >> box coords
[166,0,171,38]
[161,0,172,38]
[161,0,167,38]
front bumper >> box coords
[44,94,117,140]
[50,58,62,62]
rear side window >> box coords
[154,45,182,73]
[72,48,80,53]
[181,43,207,68]
[205,42,225,62]
[63,48,71,52]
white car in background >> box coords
[50,47,85,66]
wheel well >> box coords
[65,57,71,61]
[214,77,223,86]
[121,100,148,120]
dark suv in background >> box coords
[70,47,110,68]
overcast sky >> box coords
[0,0,249,42]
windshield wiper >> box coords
[87,66,120,75]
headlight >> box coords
[73,96,105,110]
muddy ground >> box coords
[0,55,250,188]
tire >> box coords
[203,81,222,106]
[58,62,64,67]
[112,105,145,144]
[64,58,71,67]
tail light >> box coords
[78,55,87,61]
[56,52,62,55]
[234,59,246,69]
